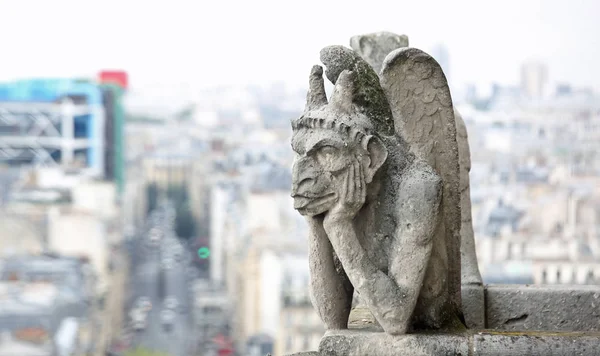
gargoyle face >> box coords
[291,126,387,217]
[291,128,355,216]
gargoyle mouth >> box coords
[293,193,336,210]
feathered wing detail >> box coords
[380,47,462,313]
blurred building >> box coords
[457,88,600,285]
[0,255,94,356]
[47,207,109,295]
[0,167,119,295]
[143,153,193,191]
[521,61,548,99]
[192,280,234,352]
[0,212,45,257]
[0,74,127,197]
[275,257,324,356]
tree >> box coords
[165,183,197,239]
[175,202,196,239]
[175,104,196,122]
[166,184,188,204]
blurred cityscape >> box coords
[1,40,600,356]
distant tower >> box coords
[430,44,451,82]
[520,61,548,99]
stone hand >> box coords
[325,160,366,226]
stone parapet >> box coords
[483,284,600,332]
[284,329,600,356]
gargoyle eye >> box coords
[318,145,337,156]
[314,145,338,165]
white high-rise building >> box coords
[521,61,548,99]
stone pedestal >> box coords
[309,329,600,356]
[319,330,467,356]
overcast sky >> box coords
[1,0,599,96]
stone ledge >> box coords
[473,331,600,356]
[319,330,467,356]
[295,329,600,356]
[484,284,600,331]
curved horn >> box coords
[305,65,328,111]
[329,70,354,114]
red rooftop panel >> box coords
[99,70,128,90]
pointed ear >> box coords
[362,135,388,183]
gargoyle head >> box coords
[290,65,388,217]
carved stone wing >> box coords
[455,109,483,286]
[380,48,462,309]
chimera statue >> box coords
[290,42,463,335]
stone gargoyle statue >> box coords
[290,43,464,335]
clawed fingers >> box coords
[349,160,356,199]
[343,164,350,201]
[358,162,366,202]
[329,161,366,220]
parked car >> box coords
[160,309,176,331]
[148,227,163,245]
[136,296,152,312]
[161,258,174,270]
[164,296,179,311]
[130,308,148,331]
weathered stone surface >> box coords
[319,329,468,356]
[291,40,462,335]
[461,283,485,329]
[314,329,600,356]
[473,331,600,356]
[381,47,463,321]
[455,109,484,287]
[485,284,600,332]
[283,352,322,356]
[349,32,409,74]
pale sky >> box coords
[0,0,599,95]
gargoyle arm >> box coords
[324,168,442,335]
[307,216,353,329]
